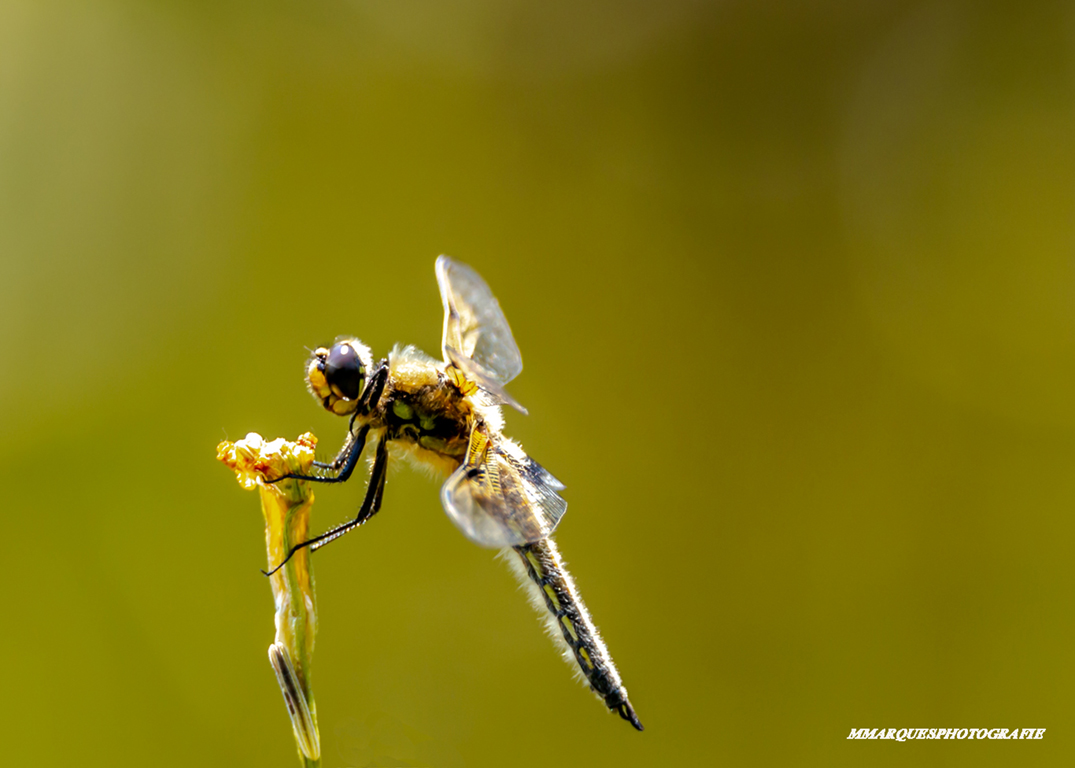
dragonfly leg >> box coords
[311,437,388,553]
[360,359,389,415]
[267,424,370,485]
[262,436,389,576]
[312,413,361,471]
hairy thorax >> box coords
[368,345,473,477]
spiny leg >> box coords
[313,413,361,472]
[310,436,388,554]
[268,424,370,485]
[263,436,389,576]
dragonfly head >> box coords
[305,337,373,416]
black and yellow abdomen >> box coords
[509,538,643,730]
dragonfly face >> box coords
[305,338,373,416]
[266,256,643,731]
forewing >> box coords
[440,439,567,548]
[437,256,527,411]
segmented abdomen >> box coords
[509,537,642,730]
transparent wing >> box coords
[440,425,566,548]
[436,255,528,414]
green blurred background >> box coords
[2,1,1073,765]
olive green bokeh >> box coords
[2,1,1074,766]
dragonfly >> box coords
[266,256,642,730]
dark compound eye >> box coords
[324,342,366,400]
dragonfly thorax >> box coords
[375,346,473,462]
